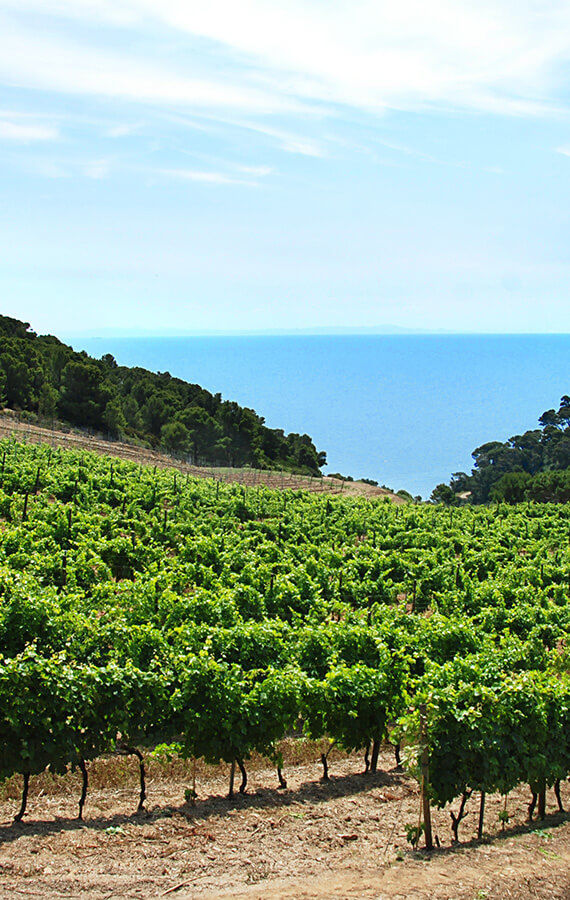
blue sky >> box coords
[2,0,570,335]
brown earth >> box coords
[1,745,569,900]
[0,413,404,501]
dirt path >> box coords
[0,748,568,899]
[202,843,570,900]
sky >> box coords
[1,0,570,335]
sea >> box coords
[70,334,570,500]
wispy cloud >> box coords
[375,138,468,169]
[0,0,569,197]
[0,118,59,141]
[215,119,328,157]
[28,160,68,178]
[0,16,302,116]
[3,1,570,122]
[105,123,141,138]
[280,137,326,158]
[556,146,570,157]
[84,159,110,179]
[138,0,570,117]
[235,164,273,177]
[159,168,260,186]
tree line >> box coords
[0,315,326,475]
[432,395,570,503]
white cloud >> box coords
[5,0,570,118]
[127,0,570,117]
[219,119,328,157]
[106,123,140,138]
[280,137,326,158]
[0,119,59,141]
[0,0,568,187]
[159,168,259,186]
[556,146,570,156]
[0,0,142,28]
[0,16,302,116]
[29,160,68,178]
[235,164,273,176]
[374,138,468,168]
[84,159,110,179]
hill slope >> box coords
[0,315,325,475]
[0,411,402,500]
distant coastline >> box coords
[63,325,450,339]
[61,327,570,340]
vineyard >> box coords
[0,436,570,895]
[0,413,402,499]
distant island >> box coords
[432,395,570,504]
[0,315,326,475]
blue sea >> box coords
[71,335,570,500]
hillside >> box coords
[0,315,325,475]
[0,412,403,501]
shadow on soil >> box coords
[2,768,568,858]
[0,766,406,845]
[411,808,570,860]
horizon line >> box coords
[61,327,570,340]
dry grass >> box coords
[0,737,350,803]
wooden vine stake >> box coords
[537,779,546,820]
[14,772,30,822]
[78,757,88,821]
[478,791,486,839]
[419,703,433,851]
[228,760,236,799]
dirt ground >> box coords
[1,745,569,900]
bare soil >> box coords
[1,745,569,900]
[0,413,403,501]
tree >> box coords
[0,340,42,409]
[538,409,561,429]
[490,472,531,503]
[141,394,169,437]
[58,361,108,428]
[430,484,456,505]
[178,407,220,463]
[103,398,126,438]
[101,353,118,369]
[38,383,58,420]
[161,421,190,454]
[123,396,143,431]
[557,396,570,428]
